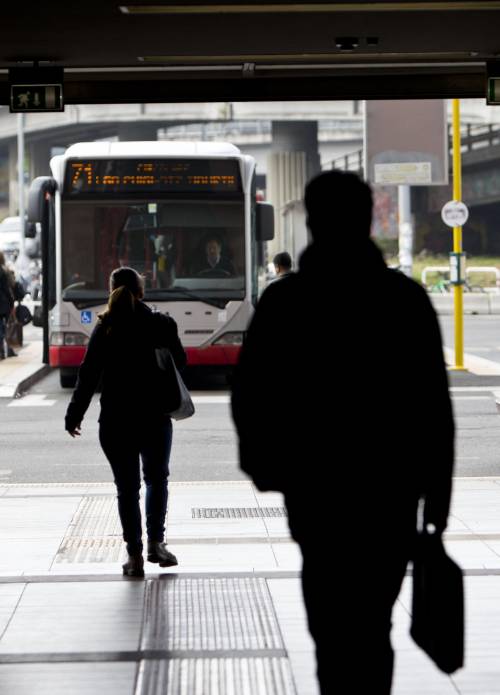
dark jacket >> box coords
[0,266,14,317]
[231,239,454,537]
[65,301,186,430]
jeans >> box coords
[99,417,173,554]
[299,541,408,695]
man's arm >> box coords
[231,284,287,490]
[417,290,455,532]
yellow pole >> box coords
[452,98,465,370]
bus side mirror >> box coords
[28,176,57,223]
[24,221,37,238]
[256,202,274,241]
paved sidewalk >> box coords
[0,334,47,399]
[1,478,500,694]
[2,344,500,692]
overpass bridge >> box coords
[3,99,500,255]
[327,121,500,255]
[0,101,363,219]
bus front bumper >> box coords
[49,345,241,368]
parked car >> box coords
[0,215,40,262]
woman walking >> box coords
[0,251,14,360]
[65,267,186,577]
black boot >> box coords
[122,553,144,578]
[7,347,17,357]
[147,541,178,567]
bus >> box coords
[27,141,274,388]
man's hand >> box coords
[67,425,81,438]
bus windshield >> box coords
[61,199,246,304]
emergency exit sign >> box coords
[487,62,500,105]
[10,84,63,113]
[487,77,500,106]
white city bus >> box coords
[28,141,274,387]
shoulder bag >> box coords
[15,303,32,326]
[6,313,22,349]
[155,347,195,420]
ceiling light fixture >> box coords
[137,52,485,64]
[120,2,500,15]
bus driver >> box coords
[194,237,235,277]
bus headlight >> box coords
[212,332,244,346]
[50,332,90,346]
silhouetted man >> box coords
[231,170,454,694]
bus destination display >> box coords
[64,159,242,197]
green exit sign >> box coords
[10,84,63,113]
[488,78,500,106]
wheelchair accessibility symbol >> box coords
[80,310,92,324]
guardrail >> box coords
[466,266,500,289]
[421,266,450,287]
[421,265,500,292]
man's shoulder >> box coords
[386,267,430,296]
[384,268,436,316]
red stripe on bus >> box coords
[49,346,87,367]
[185,345,241,366]
[49,344,241,368]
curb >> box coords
[429,292,500,315]
[14,364,52,398]
[0,363,52,399]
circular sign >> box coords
[441,200,469,228]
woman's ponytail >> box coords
[106,285,136,317]
[98,266,144,325]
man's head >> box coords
[304,170,373,245]
[273,252,292,276]
[206,238,222,265]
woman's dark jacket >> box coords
[0,266,14,317]
[65,301,186,430]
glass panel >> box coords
[61,199,245,303]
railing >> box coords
[327,149,363,173]
[421,265,500,292]
[458,124,500,153]
[467,266,500,289]
[421,266,450,288]
[325,123,500,175]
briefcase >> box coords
[410,532,464,674]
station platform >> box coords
[1,478,500,694]
[2,334,500,692]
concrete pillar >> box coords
[267,121,320,260]
[29,140,53,179]
[117,123,158,141]
[271,120,321,180]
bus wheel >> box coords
[60,370,77,389]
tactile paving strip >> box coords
[135,658,296,695]
[143,577,284,651]
[192,507,287,519]
[56,496,123,563]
